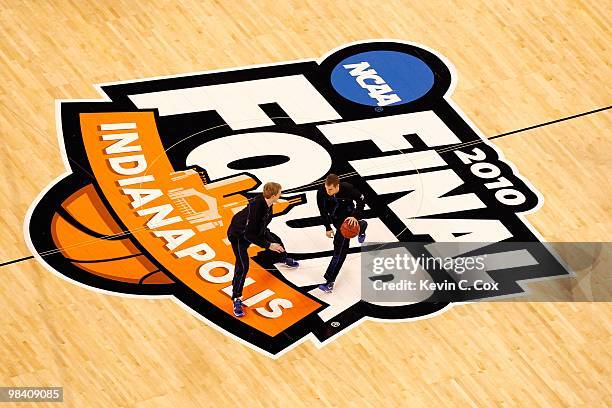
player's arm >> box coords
[316,188,333,232]
[349,185,365,219]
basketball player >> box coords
[316,174,367,293]
[227,182,299,317]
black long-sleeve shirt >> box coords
[227,195,272,248]
[317,182,365,231]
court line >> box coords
[0,104,610,269]
[1,255,35,267]
[488,106,610,140]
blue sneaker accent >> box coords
[318,282,334,293]
[233,298,245,317]
[285,257,300,268]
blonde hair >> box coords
[263,182,282,199]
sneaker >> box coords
[358,220,368,244]
[233,298,245,317]
[285,257,300,268]
[318,282,334,293]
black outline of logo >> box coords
[25,40,570,357]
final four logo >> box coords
[26,41,569,356]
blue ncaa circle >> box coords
[330,50,435,107]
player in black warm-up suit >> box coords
[227,182,299,317]
[317,174,367,293]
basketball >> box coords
[340,218,360,238]
[50,184,173,285]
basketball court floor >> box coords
[0,1,610,406]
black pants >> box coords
[229,231,288,299]
[324,219,367,284]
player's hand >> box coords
[326,230,334,238]
[346,217,358,227]
[269,243,285,253]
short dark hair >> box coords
[325,174,339,186]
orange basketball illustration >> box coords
[50,183,172,285]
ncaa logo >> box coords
[25,40,569,357]
[332,50,434,106]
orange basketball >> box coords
[340,218,360,238]
[50,184,173,285]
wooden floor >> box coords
[1,1,610,406]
